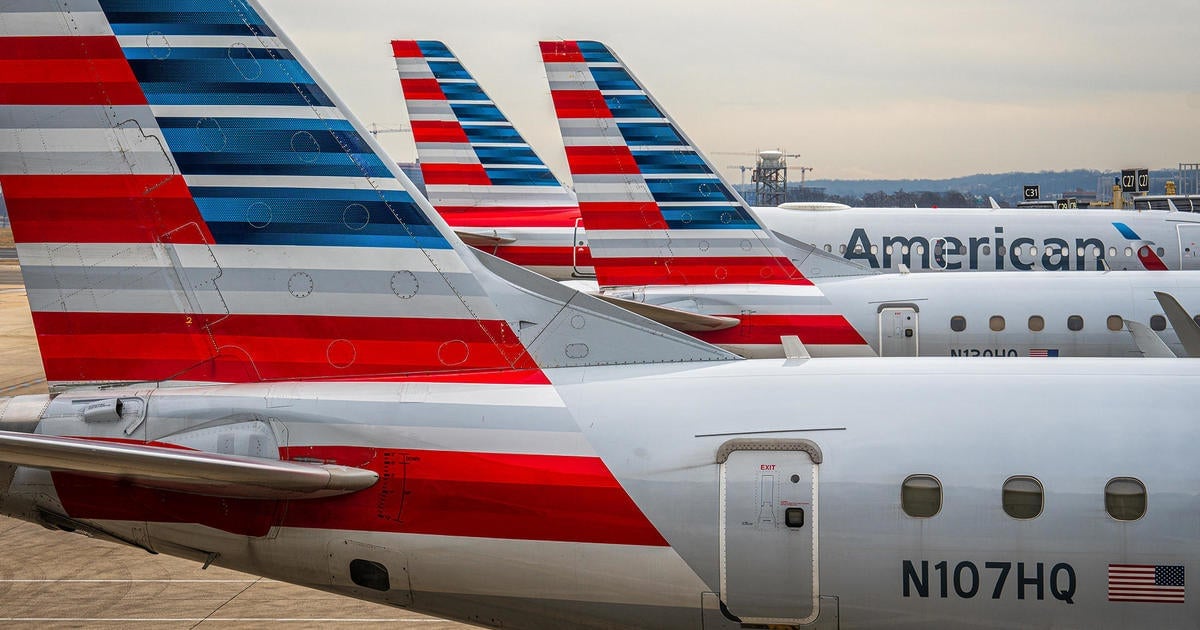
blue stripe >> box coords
[427,60,471,80]
[659,206,757,229]
[1112,222,1140,240]
[100,0,274,36]
[647,178,737,203]
[632,150,710,175]
[449,103,507,123]
[140,82,335,107]
[578,41,617,63]
[590,67,638,91]
[417,41,453,58]
[484,167,561,187]
[616,122,685,146]
[603,94,662,119]
[473,146,544,166]
[128,58,316,87]
[439,82,489,101]
[462,125,524,143]
[123,47,297,61]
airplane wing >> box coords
[1154,291,1200,357]
[0,430,378,499]
[1123,320,1177,358]
[590,294,740,332]
[455,229,518,246]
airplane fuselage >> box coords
[2,357,1196,629]
[755,206,1200,273]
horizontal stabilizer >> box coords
[1123,320,1176,358]
[0,431,378,500]
[1154,291,1200,357]
[455,230,518,246]
[591,294,740,332]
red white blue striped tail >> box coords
[1,1,546,386]
[392,40,590,278]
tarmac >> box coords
[0,275,470,629]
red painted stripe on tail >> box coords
[0,36,146,105]
[540,41,585,63]
[591,256,810,287]
[400,77,446,101]
[31,312,537,383]
[565,146,638,175]
[410,120,470,143]
[420,163,491,186]
[391,40,423,58]
[577,201,667,230]
[2,175,212,244]
[551,90,612,118]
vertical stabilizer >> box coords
[392,40,590,278]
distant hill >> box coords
[800,168,1181,206]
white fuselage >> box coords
[754,206,1200,273]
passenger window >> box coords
[1028,315,1044,332]
[1029,245,1038,257]
[915,244,924,255]
[1067,315,1084,331]
[989,315,1005,332]
[824,244,832,253]
[1076,247,1084,257]
[1092,246,1101,257]
[840,244,847,254]
[1108,246,1117,257]
[1106,315,1123,332]
[885,245,893,255]
[902,474,942,518]
[1150,315,1166,331]
[1105,478,1147,521]
[871,245,878,255]
[1157,247,1166,257]
[981,245,991,256]
[1002,476,1044,519]
[1125,247,1133,257]
[950,316,966,332]
[996,245,1006,257]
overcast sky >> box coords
[261,0,1200,181]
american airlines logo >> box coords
[843,227,1110,271]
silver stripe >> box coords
[394,58,435,80]
[183,174,407,191]
[0,5,111,37]
[115,35,286,49]
[405,101,455,121]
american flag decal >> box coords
[1029,348,1059,357]
[1108,564,1185,603]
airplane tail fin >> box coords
[392,40,589,277]
[540,40,809,289]
[2,3,732,388]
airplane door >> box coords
[718,439,820,626]
[1179,225,1200,270]
[879,306,919,356]
[572,217,595,278]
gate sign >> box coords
[1023,185,1040,200]
[1055,198,1078,209]
[1121,169,1150,193]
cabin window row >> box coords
[949,314,1196,333]
[827,244,1169,260]
[901,475,1147,521]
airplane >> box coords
[392,41,1197,277]
[392,40,593,280]
[753,203,1200,273]
[0,4,1198,630]
[539,39,1200,359]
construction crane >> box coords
[726,165,753,186]
[368,122,409,136]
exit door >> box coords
[718,439,820,626]
[879,306,919,356]
[1179,225,1200,270]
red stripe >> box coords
[593,256,811,287]
[0,36,146,105]
[1,175,211,244]
[391,40,423,58]
[577,201,667,230]
[1137,246,1168,271]
[420,162,491,186]
[551,90,611,118]
[400,77,445,101]
[565,146,638,175]
[469,244,593,269]
[52,446,668,546]
[410,120,469,143]
[694,314,866,346]
[540,40,585,63]
[436,206,582,228]
[31,312,538,384]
